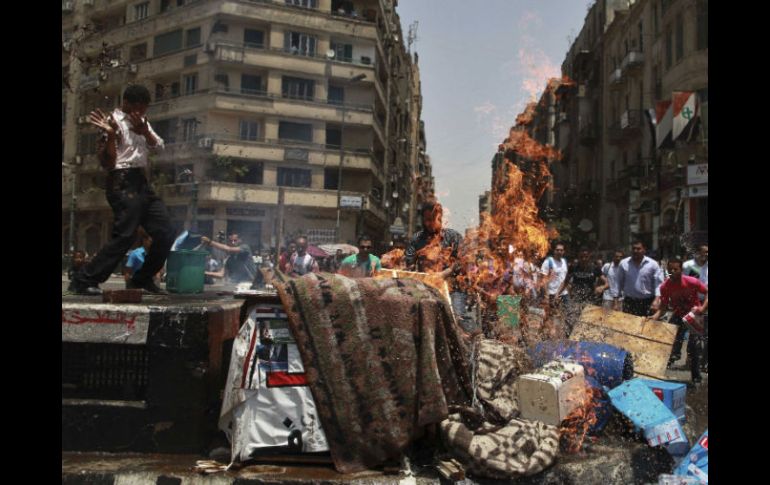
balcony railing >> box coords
[609,68,623,86]
[621,51,644,72]
[149,86,373,112]
[211,41,376,68]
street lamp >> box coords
[335,73,367,242]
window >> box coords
[184,73,197,95]
[182,118,198,142]
[134,2,149,21]
[244,29,264,48]
[185,27,201,47]
[675,14,684,61]
[160,0,172,13]
[239,120,259,141]
[331,42,353,62]
[129,43,147,62]
[326,126,341,148]
[279,121,313,143]
[152,118,177,143]
[324,168,339,190]
[665,28,672,69]
[282,76,315,100]
[154,29,183,56]
[241,74,262,95]
[284,31,317,56]
[285,0,317,8]
[696,1,708,50]
[214,73,229,91]
[171,81,180,98]
[328,86,344,105]
[277,168,312,187]
[184,54,197,67]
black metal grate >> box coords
[62,342,150,401]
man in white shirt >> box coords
[68,85,174,295]
[540,242,570,332]
[597,249,625,311]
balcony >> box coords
[86,1,377,52]
[607,110,643,144]
[621,51,644,74]
[609,68,623,88]
[158,182,387,222]
[211,41,376,75]
[147,87,374,126]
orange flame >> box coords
[559,385,602,453]
[381,248,406,269]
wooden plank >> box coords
[570,305,678,381]
[579,306,678,344]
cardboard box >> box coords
[638,378,687,425]
[607,379,689,456]
[674,430,708,483]
[518,360,587,426]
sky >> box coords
[396,0,591,233]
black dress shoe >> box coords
[128,279,168,295]
[67,282,102,295]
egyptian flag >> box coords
[655,99,673,149]
[672,91,699,141]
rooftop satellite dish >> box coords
[326,49,335,59]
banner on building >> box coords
[655,100,673,149]
[672,91,699,141]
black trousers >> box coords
[623,297,654,317]
[74,168,174,286]
[669,315,703,380]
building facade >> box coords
[62,0,429,256]
[555,0,707,256]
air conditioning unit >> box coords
[205,42,216,53]
[84,0,95,6]
[74,155,83,165]
[62,1,74,13]
[360,56,371,65]
[198,137,213,148]
[128,64,138,74]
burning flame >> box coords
[559,385,602,453]
[381,248,406,269]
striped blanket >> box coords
[276,273,473,473]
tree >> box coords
[207,156,249,182]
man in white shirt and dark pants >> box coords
[68,85,174,295]
[540,242,570,335]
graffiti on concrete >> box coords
[62,304,150,345]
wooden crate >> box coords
[569,305,678,380]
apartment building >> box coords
[62,0,429,255]
[554,0,707,255]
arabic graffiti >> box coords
[62,309,138,330]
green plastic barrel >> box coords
[165,250,207,294]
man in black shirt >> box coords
[405,200,465,318]
[564,248,602,336]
